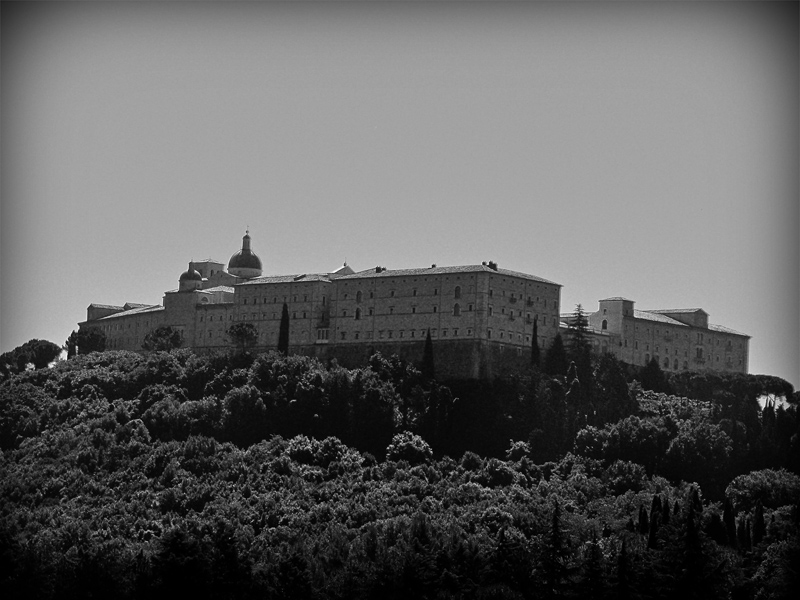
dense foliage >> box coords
[1,346,798,598]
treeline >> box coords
[1,345,799,598]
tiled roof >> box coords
[202,286,235,293]
[123,303,150,309]
[238,273,332,285]
[649,308,707,315]
[340,264,560,285]
[97,305,164,320]
[709,323,749,337]
[633,310,688,326]
[89,303,124,310]
[599,297,633,302]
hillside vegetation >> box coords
[1,348,798,599]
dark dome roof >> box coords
[179,264,202,281]
[228,249,262,270]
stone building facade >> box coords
[559,297,750,374]
[79,233,562,379]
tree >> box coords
[640,357,670,394]
[278,303,290,355]
[544,334,569,377]
[420,328,435,381]
[531,316,541,368]
[65,330,78,359]
[71,328,106,355]
[0,339,61,377]
[142,326,184,352]
[566,304,592,384]
[227,322,258,354]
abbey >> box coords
[79,232,563,378]
[78,232,749,378]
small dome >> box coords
[228,231,263,278]
[179,264,202,281]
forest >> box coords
[1,335,798,599]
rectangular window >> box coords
[433,306,437,313]
[411,307,416,314]
[442,329,447,337]
[453,329,458,336]
[388,331,393,338]
[354,332,360,340]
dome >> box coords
[228,231,263,278]
[179,264,202,281]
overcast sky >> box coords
[2,1,798,388]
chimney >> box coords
[431,264,436,268]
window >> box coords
[489,289,493,297]
[489,306,494,316]
[369,291,374,299]
[342,310,347,317]
[356,291,362,303]
[292,312,297,319]
[243,298,248,305]
[433,306,437,313]
[322,296,326,305]
[340,332,346,340]
[645,353,650,363]
[663,357,669,369]
[411,307,416,314]
[355,308,361,320]
[454,329,459,336]
[389,307,394,314]
[413,289,417,296]
[441,330,447,337]
[487,329,492,339]
[390,290,395,297]
[434,288,438,296]
[601,319,608,330]
[468,304,473,311]
[674,359,679,370]
[454,286,461,299]
[453,303,461,316]
[354,332,360,340]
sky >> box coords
[2,1,798,388]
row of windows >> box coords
[339,327,477,341]
[242,294,321,305]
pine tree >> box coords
[278,303,290,355]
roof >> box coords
[89,303,124,310]
[649,308,708,315]
[237,273,333,285]
[192,258,223,264]
[709,323,750,337]
[633,310,688,326]
[339,264,560,285]
[97,305,164,320]
[202,285,235,293]
[599,297,633,302]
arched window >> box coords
[356,291,362,303]
[645,353,650,364]
[663,357,670,369]
[453,303,461,316]
[355,308,361,320]
[601,319,608,330]
[454,285,461,299]
[673,359,679,370]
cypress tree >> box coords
[648,495,663,549]
[752,502,766,546]
[531,317,541,367]
[723,497,736,548]
[421,328,435,381]
[545,334,569,377]
[638,505,649,535]
[616,539,630,600]
[278,303,290,355]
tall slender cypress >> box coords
[278,303,290,355]
[531,317,541,367]
[421,328,435,381]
